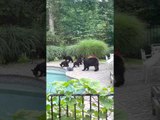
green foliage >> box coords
[46,78,113,120]
[47,31,64,45]
[76,39,109,58]
[0,0,45,28]
[47,0,113,45]
[12,110,45,120]
[0,26,43,64]
[65,45,78,57]
[47,45,64,62]
[17,53,30,63]
[115,0,160,25]
[106,46,114,55]
[115,13,146,57]
[47,39,112,60]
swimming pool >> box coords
[0,75,45,120]
[47,67,69,93]
[47,67,84,94]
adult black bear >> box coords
[82,57,99,71]
[31,61,46,77]
[63,56,73,63]
[114,54,125,87]
[60,60,69,67]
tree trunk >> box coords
[48,8,55,34]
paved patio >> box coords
[47,60,113,87]
[0,60,45,80]
[115,64,158,120]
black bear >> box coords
[60,60,69,67]
[63,56,73,63]
[31,61,46,77]
[82,57,99,71]
[73,57,82,67]
[73,61,80,67]
[114,54,125,87]
[75,56,83,64]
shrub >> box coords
[76,39,109,58]
[17,53,30,63]
[106,46,114,55]
[47,46,64,62]
[115,13,146,57]
[65,45,78,57]
[0,25,43,64]
[47,31,63,45]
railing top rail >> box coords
[49,93,114,97]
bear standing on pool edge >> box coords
[114,54,125,87]
[82,56,99,71]
[31,61,46,77]
[60,60,69,67]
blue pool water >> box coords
[47,67,84,94]
[0,75,45,120]
[47,67,69,93]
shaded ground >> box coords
[115,64,158,120]
[47,60,113,87]
[0,60,45,80]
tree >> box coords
[47,0,113,45]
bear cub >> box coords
[73,57,82,67]
[60,60,69,67]
[63,56,73,63]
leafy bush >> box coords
[65,45,78,57]
[106,46,114,55]
[17,53,30,63]
[0,26,43,64]
[47,45,64,62]
[76,39,109,58]
[47,79,113,120]
[47,31,63,45]
[115,13,146,57]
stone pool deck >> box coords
[47,61,113,87]
[0,60,45,80]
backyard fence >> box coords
[49,94,113,120]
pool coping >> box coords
[0,74,45,82]
[47,66,76,80]
[0,74,46,93]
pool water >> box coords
[47,67,84,94]
[0,75,45,120]
[0,91,45,120]
[47,68,69,93]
